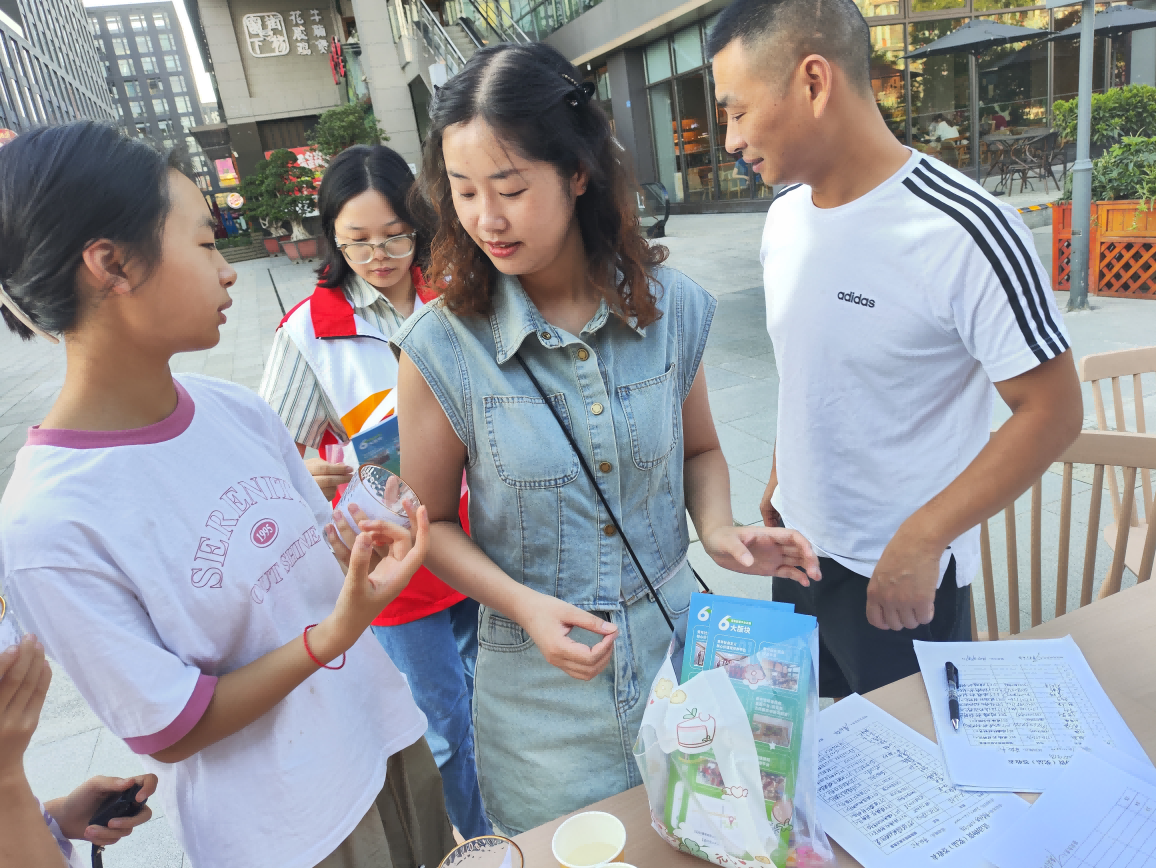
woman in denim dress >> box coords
[392,42,821,836]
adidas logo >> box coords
[837,291,876,309]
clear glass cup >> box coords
[438,836,524,868]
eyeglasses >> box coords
[335,233,416,264]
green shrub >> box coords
[1061,137,1156,207]
[238,150,317,241]
[307,102,388,159]
[1052,85,1156,146]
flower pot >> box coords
[280,238,301,261]
[1052,201,1156,298]
[296,237,320,260]
[263,236,284,255]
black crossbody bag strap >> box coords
[514,353,711,633]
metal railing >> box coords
[508,0,602,41]
[468,0,532,44]
[415,0,467,74]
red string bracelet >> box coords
[303,624,346,670]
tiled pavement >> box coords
[6,213,1154,867]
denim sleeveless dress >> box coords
[392,266,716,835]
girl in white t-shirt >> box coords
[0,123,455,868]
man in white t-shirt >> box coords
[708,0,1083,695]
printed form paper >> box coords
[816,694,1029,868]
[986,749,1156,868]
[914,636,1148,792]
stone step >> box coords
[220,243,271,263]
[447,23,477,60]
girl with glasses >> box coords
[392,42,821,835]
[0,122,451,868]
[258,144,490,840]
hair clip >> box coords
[0,282,59,344]
[562,75,597,108]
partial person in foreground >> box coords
[708,0,1083,695]
[0,122,453,868]
[0,635,156,868]
[259,144,488,839]
[392,41,821,836]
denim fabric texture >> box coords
[392,267,716,833]
[371,597,490,839]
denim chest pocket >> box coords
[617,363,678,470]
[484,394,581,489]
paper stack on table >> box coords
[913,636,1150,792]
[816,694,1028,868]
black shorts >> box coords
[772,556,972,697]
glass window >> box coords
[88,16,100,36]
[129,14,147,32]
[118,58,135,75]
[672,26,704,74]
[976,10,1050,127]
[165,55,180,72]
[136,35,152,53]
[908,18,968,149]
[174,95,192,113]
[910,0,965,13]
[135,123,149,137]
[153,98,168,115]
[124,80,141,97]
[648,82,680,201]
[148,78,164,94]
[129,99,145,118]
[170,75,186,93]
[154,12,170,29]
[103,61,111,77]
[141,56,158,73]
[158,119,174,136]
[645,40,672,83]
[105,16,122,34]
[158,33,175,51]
[676,74,712,201]
[186,136,200,154]
[857,0,903,16]
[870,24,907,141]
[111,38,129,56]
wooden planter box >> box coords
[1053,200,1156,298]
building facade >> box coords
[88,2,223,195]
[0,0,115,133]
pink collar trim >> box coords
[27,381,195,449]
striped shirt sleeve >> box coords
[903,159,1070,382]
[257,326,345,448]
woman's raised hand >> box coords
[516,594,618,681]
[703,525,822,586]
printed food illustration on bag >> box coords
[634,594,833,868]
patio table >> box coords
[982,130,1054,194]
[512,579,1156,866]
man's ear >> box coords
[78,240,135,297]
[800,54,834,120]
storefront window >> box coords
[593,64,613,131]
[648,82,681,201]
[908,18,968,143]
[857,0,903,17]
[645,39,672,83]
[672,26,703,74]
[910,0,965,13]
[977,10,1049,127]
[676,73,712,201]
[870,25,907,141]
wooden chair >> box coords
[972,429,1156,639]
[1080,347,1156,584]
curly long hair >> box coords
[413,42,667,326]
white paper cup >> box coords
[551,811,626,867]
[334,464,418,530]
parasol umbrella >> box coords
[905,20,1051,183]
[1048,4,1156,89]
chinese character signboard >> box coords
[245,10,327,58]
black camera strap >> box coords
[514,352,710,633]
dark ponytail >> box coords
[0,122,173,340]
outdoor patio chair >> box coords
[971,429,1156,639]
[1080,347,1156,590]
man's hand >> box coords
[45,774,158,846]
[866,523,941,630]
[760,478,782,528]
[304,456,353,501]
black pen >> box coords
[945,661,961,731]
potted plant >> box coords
[1052,135,1156,297]
[238,150,318,262]
[306,101,388,160]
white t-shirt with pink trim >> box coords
[0,374,426,868]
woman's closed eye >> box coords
[500,189,527,199]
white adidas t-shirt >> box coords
[0,375,426,868]
[762,150,1069,587]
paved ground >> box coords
[5,209,1151,867]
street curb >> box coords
[1018,201,1055,230]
